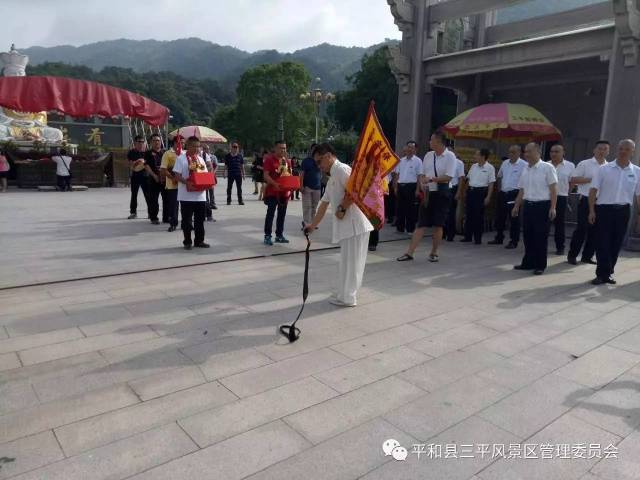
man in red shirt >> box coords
[262,140,291,245]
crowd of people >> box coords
[122,129,639,304]
[390,132,640,286]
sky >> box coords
[1,0,402,52]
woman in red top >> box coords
[262,140,292,245]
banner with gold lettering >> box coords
[346,102,399,229]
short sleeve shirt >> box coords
[467,162,496,188]
[450,158,465,187]
[572,157,605,197]
[497,158,527,192]
[301,157,322,190]
[144,149,165,175]
[592,160,640,205]
[160,150,178,189]
[421,148,457,192]
[517,160,558,201]
[263,154,292,199]
[127,149,146,173]
[174,153,207,202]
[547,159,575,196]
[394,155,422,183]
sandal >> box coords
[428,254,439,262]
[397,254,414,262]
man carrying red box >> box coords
[172,136,211,250]
[262,140,295,245]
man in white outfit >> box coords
[304,143,373,307]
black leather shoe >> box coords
[167,226,176,232]
[567,256,578,265]
[239,201,245,205]
[606,277,617,285]
[505,243,517,249]
[581,258,597,265]
[488,239,503,245]
[514,265,533,271]
[151,219,160,225]
[591,277,607,285]
[212,204,218,210]
[183,244,192,250]
[533,269,544,275]
[194,242,210,248]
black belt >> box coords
[398,182,417,186]
[598,204,630,210]
[524,200,550,204]
[502,189,517,193]
[468,186,488,191]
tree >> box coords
[234,62,314,151]
[333,47,398,147]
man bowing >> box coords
[304,143,373,307]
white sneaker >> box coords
[329,298,357,307]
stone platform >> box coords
[0,183,639,480]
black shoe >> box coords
[151,219,160,225]
[227,201,231,205]
[368,246,377,252]
[581,258,597,265]
[460,238,473,243]
[239,201,245,205]
[167,226,176,232]
[212,204,218,210]
[555,249,565,255]
[591,277,607,285]
[505,243,517,249]
[607,277,617,285]
[514,265,533,271]
[567,256,578,265]
[128,213,137,219]
[206,217,213,222]
[194,242,210,248]
[446,237,454,242]
[183,244,192,250]
[533,269,544,275]
[488,239,503,245]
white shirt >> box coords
[320,160,373,244]
[547,159,575,197]
[592,160,640,206]
[497,158,527,192]
[52,155,72,176]
[517,160,558,201]
[174,153,207,202]
[467,162,496,188]
[394,155,422,183]
[572,157,607,197]
[421,148,457,192]
[450,158,465,187]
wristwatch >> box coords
[337,205,347,214]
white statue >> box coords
[0,44,63,143]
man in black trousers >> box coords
[489,145,527,249]
[224,142,245,205]
[512,143,558,275]
[589,139,639,285]
[567,140,610,265]
[392,141,422,234]
[144,133,166,225]
[127,135,149,219]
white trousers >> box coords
[337,232,369,305]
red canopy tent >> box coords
[0,76,169,126]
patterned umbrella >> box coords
[442,103,561,143]
[168,126,227,143]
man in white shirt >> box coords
[512,142,558,275]
[304,143,373,307]
[588,139,640,285]
[397,131,457,263]
[546,144,575,255]
[52,148,72,191]
[567,140,610,265]
[173,136,210,250]
[392,140,422,233]
[445,152,465,241]
[461,148,496,244]
[489,145,527,248]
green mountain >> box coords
[22,38,396,92]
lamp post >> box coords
[300,77,335,144]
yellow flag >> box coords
[346,102,399,229]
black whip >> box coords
[278,222,311,342]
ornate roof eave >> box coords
[387,0,416,38]
[613,0,640,66]
[386,44,412,94]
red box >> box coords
[187,171,215,191]
[277,175,300,191]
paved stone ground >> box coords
[0,185,639,480]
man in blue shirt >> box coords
[224,142,245,205]
[300,143,322,224]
